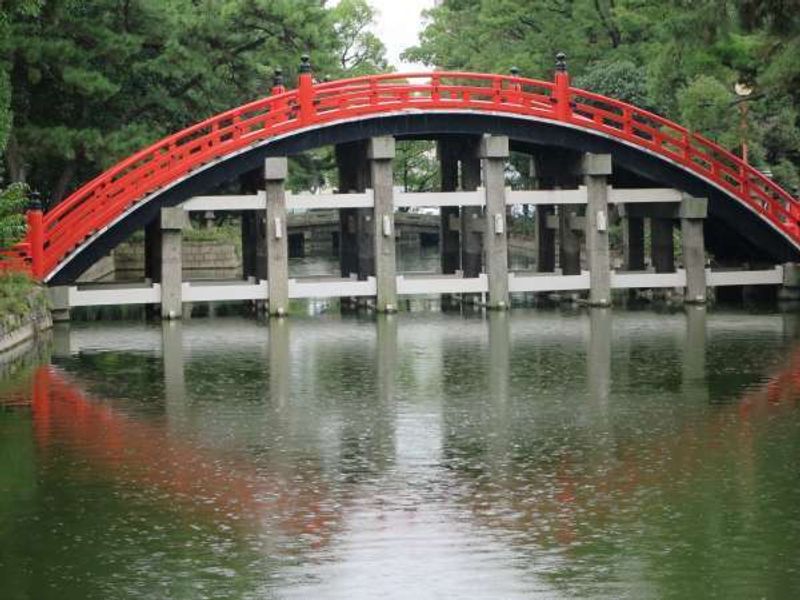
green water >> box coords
[1,308,799,599]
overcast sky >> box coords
[358,0,436,71]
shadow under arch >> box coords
[49,111,800,285]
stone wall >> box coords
[112,240,241,281]
[0,285,52,357]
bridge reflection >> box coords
[4,310,800,586]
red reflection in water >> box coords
[20,365,337,547]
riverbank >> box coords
[0,272,51,356]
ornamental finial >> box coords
[299,54,312,74]
[28,191,41,211]
[555,52,567,73]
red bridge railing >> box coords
[4,64,799,281]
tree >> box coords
[574,59,651,108]
[0,0,388,207]
[407,0,800,191]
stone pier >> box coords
[480,135,510,309]
[265,157,289,316]
[369,136,398,312]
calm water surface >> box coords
[1,308,800,599]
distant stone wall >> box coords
[112,240,241,281]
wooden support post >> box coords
[438,138,461,275]
[623,215,645,271]
[651,217,675,273]
[583,153,612,306]
[335,141,369,279]
[265,157,289,316]
[536,204,556,272]
[369,136,397,312]
[461,138,483,279]
[480,135,509,309]
[559,204,581,275]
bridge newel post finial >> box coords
[271,68,285,95]
[26,191,44,279]
[554,51,572,121]
[297,54,315,124]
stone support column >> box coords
[265,157,289,316]
[160,207,185,319]
[369,136,397,312]
[680,195,708,303]
[582,153,612,306]
[480,135,510,309]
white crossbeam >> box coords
[288,276,376,298]
[396,190,485,208]
[610,188,683,203]
[508,271,590,292]
[182,193,265,211]
[69,283,162,307]
[611,270,687,289]
[707,266,783,287]
[506,188,587,205]
[396,274,488,295]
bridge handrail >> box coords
[569,87,799,233]
[4,70,799,280]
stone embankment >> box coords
[0,276,52,356]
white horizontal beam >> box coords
[506,188,587,205]
[287,190,373,210]
[181,187,683,213]
[396,190,484,208]
[610,188,683,203]
[182,193,265,212]
[396,274,488,295]
[509,271,590,292]
[182,280,267,302]
[707,266,783,287]
[69,284,161,307]
[611,270,687,289]
[289,276,376,298]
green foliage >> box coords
[574,60,651,108]
[0,182,28,248]
[408,0,800,194]
[0,0,387,207]
[394,141,439,193]
[678,75,735,143]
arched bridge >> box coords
[4,57,800,314]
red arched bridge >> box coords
[3,57,799,312]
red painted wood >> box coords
[2,71,798,279]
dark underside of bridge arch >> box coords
[51,112,800,284]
